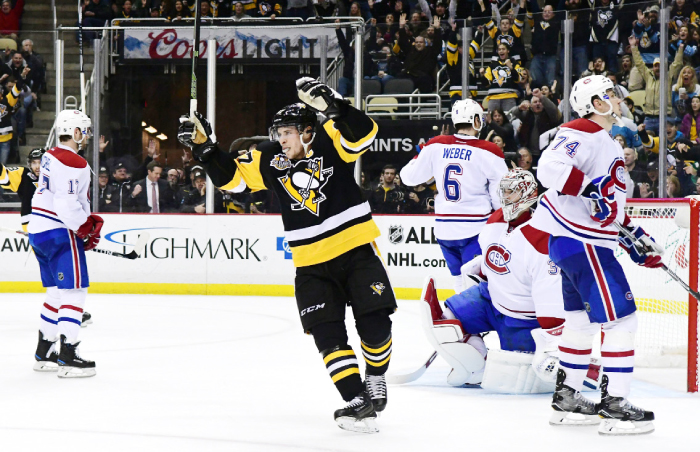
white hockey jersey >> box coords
[28,145,91,234]
[530,119,626,250]
[476,210,564,322]
[400,134,508,240]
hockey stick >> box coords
[386,351,438,385]
[0,227,150,260]
[78,0,85,113]
[189,0,201,120]
[615,222,700,302]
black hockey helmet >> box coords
[27,148,45,164]
[269,103,317,141]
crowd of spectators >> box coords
[0,0,46,165]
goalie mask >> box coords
[269,103,317,153]
[499,169,538,222]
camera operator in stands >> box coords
[103,162,134,213]
[179,169,207,214]
[371,164,406,213]
[403,182,433,214]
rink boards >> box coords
[0,213,455,299]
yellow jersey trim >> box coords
[324,349,356,364]
[361,338,392,354]
[331,367,360,382]
[290,219,380,267]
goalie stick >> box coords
[0,227,150,260]
[615,222,700,302]
[386,351,437,385]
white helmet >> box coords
[56,109,93,142]
[451,99,484,131]
[569,75,621,124]
[499,168,538,222]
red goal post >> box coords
[622,198,699,393]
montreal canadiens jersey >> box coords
[206,105,380,267]
[28,145,91,235]
[400,134,508,240]
[0,164,38,226]
[530,119,626,250]
[479,210,564,322]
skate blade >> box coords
[57,366,96,378]
[33,361,58,372]
[598,419,655,435]
[549,411,601,426]
[335,416,379,434]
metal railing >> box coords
[364,94,441,119]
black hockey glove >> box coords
[296,77,349,120]
[177,111,218,163]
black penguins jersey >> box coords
[210,106,380,267]
[0,164,39,227]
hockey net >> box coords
[620,199,699,392]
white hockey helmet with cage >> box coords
[56,109,93,141]
[451,99,484,131]
[569,75,621,124]
[499,168,538,222]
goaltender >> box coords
[177,77,396,434]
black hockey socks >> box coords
[322,345,364,402]
[361,334,392,376]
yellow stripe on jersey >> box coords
[323,119,378,163]
[291,219,380,267]
[323,349,356,364]
[220,149,267,192]
[0,165,24,192]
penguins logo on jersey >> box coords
[370,282,386,295]
[484,243,512,274]
[278,157,333,216]
[596,9,612,27]
[540,21,550,30]
[497,35,514,48]
[270,154,292,170]
[0,104,6,118]
[494,66,512,87]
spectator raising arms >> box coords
[672,66,700,119]
[396,14,443,93]
[509,88,561,156]
[480,43,524,113]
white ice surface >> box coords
[0,294,698,452]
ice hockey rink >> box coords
[0,294,696,452]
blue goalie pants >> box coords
[437,235,482,276]
[29,228,89,290]
[445,283,540,352]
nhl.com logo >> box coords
[389,225,404,244]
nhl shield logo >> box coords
[58,272,64,281]
[388,225,403,244]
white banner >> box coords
[123,27,340,60]
[0,213,454,297]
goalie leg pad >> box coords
[420,282,486,386]
[600,313,637,398]
[481,349,556,394]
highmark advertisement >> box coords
[0,214,454,297]
[122,27,341,61]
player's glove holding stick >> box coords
[581,175,617,227]
[296,77,350,120]
[617,223,664,268]
[178,111,217,163]
[76,214,104,251]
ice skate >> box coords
[33,330,58,372]
[57,335,96,378]
[550,369,600,426]
[81,311,93,328]
[597,375,654,435]
[365,374,387,413]
[334,390,379,434]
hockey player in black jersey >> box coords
[0,148,93,338]
[178,78,396,434]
